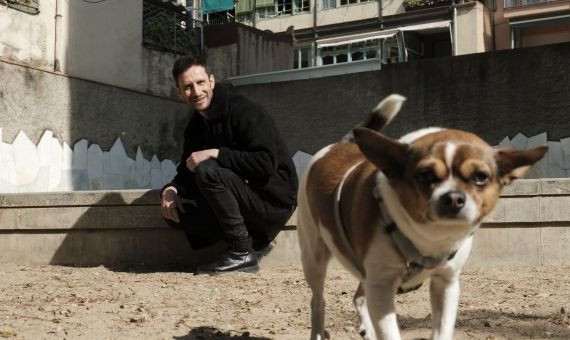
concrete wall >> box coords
[0,60,188,162]
[0,0,180,98]
[238,27,294,75]
[205,23,294,80]
[229,42,570,155]
[0,179,568,268]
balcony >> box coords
[504,0,562,8]
[404,0,453,11]
[142,0,201,54]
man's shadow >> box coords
[173,326,270,340]
[48,190,225,272]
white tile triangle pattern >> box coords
[88,144,104,190]
[13,131,40,186]
[511,133,528,150]
[292,150,313,180]
[6,129,567,193]
[494,132,570,179]
[38,130,53,167]
[0,129,185,192]
[561,137,570,178]
[135,147,151,188]
[49,138,63,190]
[150,155,162,189]
[497,136,510,148]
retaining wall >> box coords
[0,179,568,268]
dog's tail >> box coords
[342,94,406,143]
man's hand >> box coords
[161,186,185,223]
[186,149,219,172]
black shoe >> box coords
[255,239,276,259]
[196,249,259,274]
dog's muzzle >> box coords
[436,190,466,218]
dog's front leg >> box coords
[364,279,401,340]
[429,273,459,340]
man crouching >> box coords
[161,55,298,274]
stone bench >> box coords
[0,178,569,268]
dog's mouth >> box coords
[426,190,479,224]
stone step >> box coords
[1,178,569,268]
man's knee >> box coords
[195,159,235,188]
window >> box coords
[322,0,336,8]
[318,39,380,66]
[339,0,370,6]
[294,46,313,69]
[0,0,39,14]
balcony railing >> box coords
[204,12,235,26]
[504,0,559,8]
[142,0,201,54]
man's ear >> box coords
[496,146,549,185]
[175,85,184,101]
[209,73,215,89]
[353,127,408,178]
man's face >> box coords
[176,65,215,116]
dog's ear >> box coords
[353,127,408,178]
[496,146,548,185]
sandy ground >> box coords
[0,263,569,340]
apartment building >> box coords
[494,0,570,49]
[224,0,494,69]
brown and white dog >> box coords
[297,94,548,340]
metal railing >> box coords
[504,0,559,8]
[204,12,235,26]
[0,0,39,14]
[142,1,201,55]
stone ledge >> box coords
[0,178,569,267]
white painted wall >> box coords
[0,0,178,97]
[0,1,56,69]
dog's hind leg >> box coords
[354,283,376,340]
[300,229,331,340]
[298,198,331,340]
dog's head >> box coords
[353,127,548,228]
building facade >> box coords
[494,0,570,50]
[229,0,494,69]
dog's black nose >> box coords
[438,190,466,216]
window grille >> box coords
[0,0,39,14]
[143,1,201,55]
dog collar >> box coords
[385,223,457,269]
[373,186,457,270]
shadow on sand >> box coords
[48,190,225,273]
[173,326,271,340]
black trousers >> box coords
[164,159,294,250]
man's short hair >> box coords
[172,55,210,86]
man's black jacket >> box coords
[165,85,298,207]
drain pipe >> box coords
[452,5,458,56]
[313,0,318,67]
[378,0,383,29]
[54,0,63,72]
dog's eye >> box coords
[472,171,490,187]
[417,169,439,185]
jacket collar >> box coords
[202,85,228,121]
